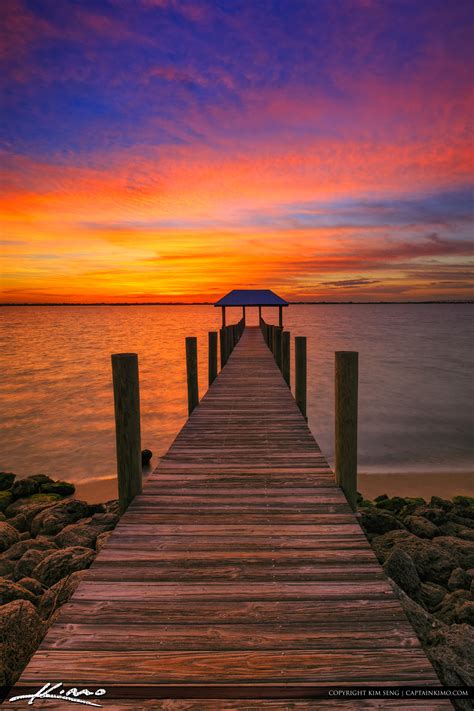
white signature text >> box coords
[9,682,107,706]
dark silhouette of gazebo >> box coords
[214,289,288,328]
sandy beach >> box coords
[73,470,474,504]
[359,471,474,501]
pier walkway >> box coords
[14,327,448,708]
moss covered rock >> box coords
[448,567,472,592]
[404,515,439,539]
[0,600,45,687]
[30,499,90,536]
[0,578,37,605]
[4,493,61,523]
[383,546,421,598]
[0,472,15,490]
[374,496,407,514]
[31,545,95,587]
[420,582,447,612]
[0,490,13,512]
[41,481,75,496]
[0,521,20,552]
[359,508,404,535]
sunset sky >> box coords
[1,0,473,303]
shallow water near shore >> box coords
[1,304,473,502]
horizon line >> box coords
[1,300,473,307]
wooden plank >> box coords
[44,623,422,651]
[58,599,414,625]
[19,701,449,710]
[104,535,371,551]
[20,650,441,684]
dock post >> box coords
[219,328,227,368]
[111,353,142,512]
[335,351,358,511]
[282,331,290,386]
[295,336,307,419]
[233,324,238,347]
[274,327,282,369]
[226,326,233,358]
[208,331,218,386]
[186,337,199,415]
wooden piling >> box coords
[226,326,233,357]
[186,336,199,415]
[295,336,307,419]
[219,328,227,368]
[282,330,290,386]
[111,353,142,512]
[274,326,282,369]
[335,351,358,511]
[208,331,218,386]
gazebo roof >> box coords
[214,289,288,307]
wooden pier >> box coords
[13,326,448,708]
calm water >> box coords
[1,305,473,500]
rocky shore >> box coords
[0,471,119,691]
[358,492,473,709]
[1,472,473,704]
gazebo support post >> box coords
[221,306,226,328]
[258,306,262,323]
[242,306,246,325]
[279,305,283,328]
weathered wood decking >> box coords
[14,326,448,708]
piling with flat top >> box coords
[186,337,199,415]
[208,331,218,386]
[274,327,282,369]
[219,328,227,368]
[111,353,142,512]
[335,351,358,511]
[282,330,290,386]
[295,336,307,419]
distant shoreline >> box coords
[1,300,473,307]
